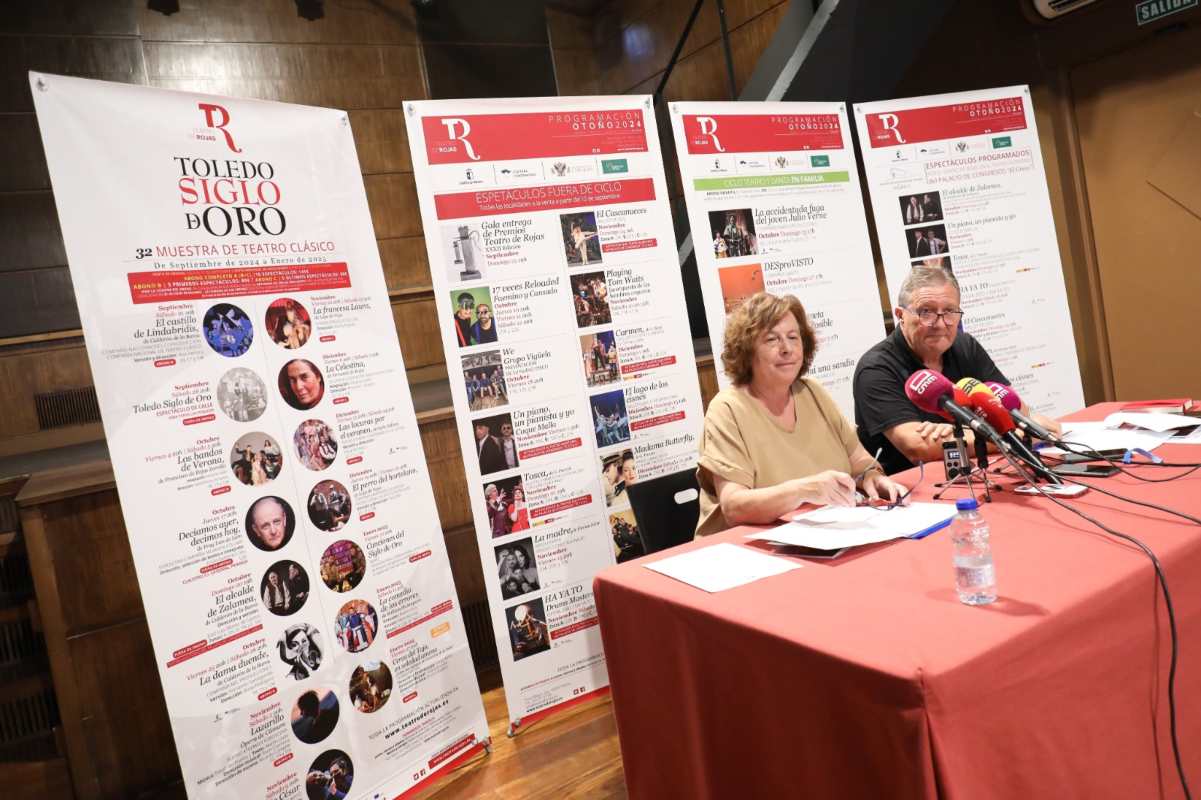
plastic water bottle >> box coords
[952,497,996,605]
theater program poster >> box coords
[31,73,489,799]
[669,101,886,414]
[405,96,703,726]
[853,85,1084,415]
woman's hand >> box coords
[862,472,907,505]
[794,470,856,507]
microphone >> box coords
[959,378,1061,483]
[984,382,1056,442]
[904,369,1007,449]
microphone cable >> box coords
[1000,451,1192,800]
[1050,440,1201,481]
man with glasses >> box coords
[852,266,1060,474]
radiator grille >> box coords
[34,386,101,430]
[462,599,498,671]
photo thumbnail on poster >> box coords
[473,413,519,476]
[495,537,540,600]
[482,474,528,538]
[450,286,500,347]
[560,211,604,266]
[461,349,508,411]
[505,597,551,662]
[709,209,758,258]
[265,297,312,350]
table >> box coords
[594,403,1201,799]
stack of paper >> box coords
[1040,421,1175,456]
[643,542,801,592]
[746,502,958,551]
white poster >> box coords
[404,96,704,726]
[31,73,489,799]
[853,85,1084,415]
[669,101,886,414]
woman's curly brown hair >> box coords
[721,292,817,386]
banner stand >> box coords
[505,685,611,737]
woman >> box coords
[512,545,537,585]
[696,292,906,537]
[281,626,322,680]
[508,486,530,532]
[904,195,924,224]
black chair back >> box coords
[626,469,700,556]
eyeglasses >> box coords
[867,460,923,510]
[761,333,802,350]
[907,307,964,327]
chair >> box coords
[626,469,700,556]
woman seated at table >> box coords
[696,292,906,537]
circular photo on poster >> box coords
[293,419,338,472]
[266,297,313,350]
[334,599,377,654]
[244,496,295,552]
[349,660,392,714]
[319,539,366,593]
[216,367,268,423]
[260,560,309,617]
[308,480,351,532]
[305,749,354,800]
[279,358,325,411]
[277,623,324,681]
[230,432,283,487]
[202,302,254,357]
[290,688,339,745]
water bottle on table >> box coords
[952,497,996,606]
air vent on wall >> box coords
[34,386,100,430]
[1031,0,1100,19]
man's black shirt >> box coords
[853,327,1009,475]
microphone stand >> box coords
[933,420,997,502]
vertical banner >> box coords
[405,96,703,726]
[668,101,886,414]
[853,85,1084,414]
[32,74,488,799]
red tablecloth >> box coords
[594,403,1201,799]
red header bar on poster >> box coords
[682,114,843,154]
[422,111,648,164]
[128,263,350,303]
[863,96,1027,148]
[434,178,655,220]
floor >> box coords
[411,678,627,800]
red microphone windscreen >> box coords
[905,369,954,420]
[985,381,1022,412]
[958,381,1016,434]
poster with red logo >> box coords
[405,96,703,726]
[30,73,488,799]
[853,86,1084,415]
[668,101,886,413]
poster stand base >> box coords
[398,737,493,800]
[506,685,612,739]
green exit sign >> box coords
[1136,0,1197,26]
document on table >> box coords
[643,543,801,592]
[1039,422,1174,456]
[1102,412,1201,433]
[745,502,958,551]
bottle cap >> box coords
[955,498,979,511]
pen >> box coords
[854,447,883,486]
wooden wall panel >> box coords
[0,267,82,338]
[349,109,413,174]
[0,114,50,192]
[2,36,146,112]
[365,173,423,240]
[420,418,472,531]
[391,295,443,371]
[142,42,425,109]
[0,192,65,272]
[139,0,419,46]
[379,236,432,294]
[0,0,137,36]
[0,342,93,438]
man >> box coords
[927,229,947,255]
[852,266,1060,474]
[472,303,498,344]
[475,421,507,474]
[498,420,518,470]
[454,292,475,347]
[291,690,337,744]
[283,359,323,409]
[911,228,930,257]
[247,496,291,551]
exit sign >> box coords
[1136,0,1197,26]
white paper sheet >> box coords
[642,543,801,592]
[749,502,958,550]
[1103,412,1201,433]
[1040,422,1174,456]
